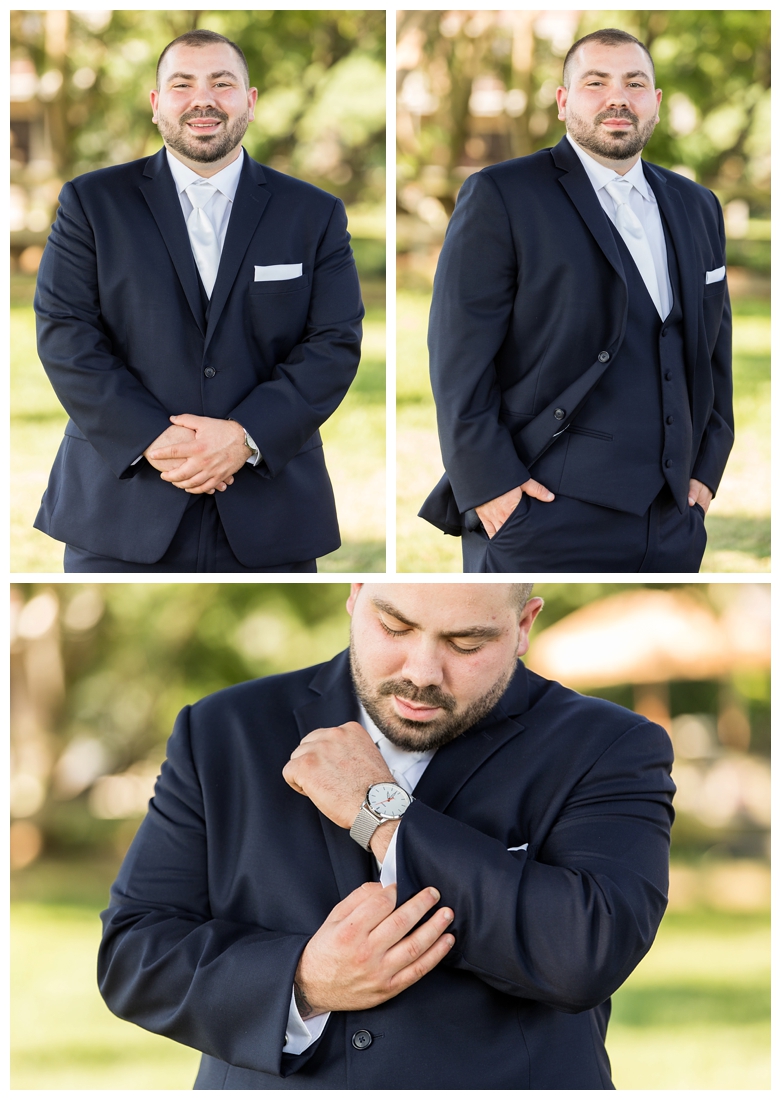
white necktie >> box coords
[604,177,664,318]
[185,179,220,297]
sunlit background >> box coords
[396,8,771,573]
[10,582,769,1088]
[10,9,386,572]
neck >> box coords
[165,142,242,178]
[568,133,640,176]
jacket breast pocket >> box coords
[248,273,310,296]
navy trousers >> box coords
[64,494,317,574]
[461,486,707,573]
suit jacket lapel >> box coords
[205,153,271,353]
[411,662,529,813]
[551,136,627,288]
[643,163,701,374]
[293,652,375,898]
[139,149,205,335]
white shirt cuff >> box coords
[379,825,400,887]
[283,987,330,1055]
[244,429,261,466]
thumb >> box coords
[522,478,555,502]
[170,413,198,428]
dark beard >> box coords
[157,107,248,164]
[567,107,656,161]
[350,640,517,752]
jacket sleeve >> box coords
[34,181,173,479]
[227,197,364,478]
[690,191,734,494]
[396,720,674,1012]
[428,170,531,512]
[98,706,318,1077]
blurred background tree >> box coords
[10,9,386,572]
[396,9,770,573]
[10,582,770,1088]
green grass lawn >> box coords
[10,862,769,1089]
[10,275,385,573]
[397,286,770,573]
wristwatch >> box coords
[349,782,413,851]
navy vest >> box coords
[531,211,691,516]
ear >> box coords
[346,583,363,618]
[555,85,567,121]
[517,597,544,657]
[150,88,159,122]
[247,85,258,123]
[654,87,663,123]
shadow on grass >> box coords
[706,514,770,559]
[319,539,385,572]
[611,982,770,1027]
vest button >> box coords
[204,367,216,378]
[554,408,566,420]
[665,371,673,381]
[661,328,668,337]
[598,351,610,363]
[666,415,674,425]
[665,459,673,468]
[352,1030,373,1050]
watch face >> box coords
[367,783,411,819]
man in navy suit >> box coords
[34,30,363,572]
[99,583,675,1089]
[420,29,732,572]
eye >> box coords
[378,617,410,638]
[447,639,486,655]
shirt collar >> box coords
[565,132,655,203]
[165,146,245,201]
[358,702,436,774]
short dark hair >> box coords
[562,28,655,89]
[156,29,250,89]
[511,584,535,613]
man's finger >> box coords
[370,887,442,949]
[149,444,199,461]
[521,477,555,502]
[387,931,456,995]
[384,904,454,970]
[327,881,390,923]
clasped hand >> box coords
[144,414,251,494]
[283,721,455,1017]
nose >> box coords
[604,82,629,108]
[400,638,446,688]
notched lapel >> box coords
[205,155,271,352]
[644,166,701,369]
[293,653,375,898]
[551,138,627,287]
[139,150,205,335]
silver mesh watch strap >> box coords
[349,803,383,850]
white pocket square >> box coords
[254,263,303,282]
[705,266,726,284]
[508,843,528,852]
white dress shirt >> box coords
[283,707,437,1056]
[565,133,673,319]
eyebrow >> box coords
[580,68,651,81]
[371,598,504,640]
[166,70,240,83]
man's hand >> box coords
[144,423,197,473]
[147,414,250,494]
[294,882,455,1018]
[475,477,555,538]
[284,719,393,816]
[688,478,713,514]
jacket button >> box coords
[666,415,674,425]
[352,1030,372,1050]
[204,367,216,378]
[665,459,673,468]
[598,350,610,363]
[553,408,566,420]
[665,371,672,381]
[661,328,668,337]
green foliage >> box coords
[11,9,385,207]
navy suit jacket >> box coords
[421,136,733,533]
[33,149,363,566]
[98,650,675,1090]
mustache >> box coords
[595,108,639,126]
[377,679,457,713]
[180,107,229,124]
